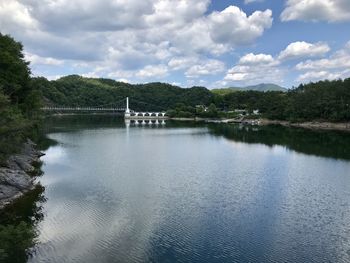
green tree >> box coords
[0,33,41,162]
[0,33,31,105]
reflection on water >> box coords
[0,185,46,263]
[209,123,350,160]
[125,119,167,126]
[2,115,350,263]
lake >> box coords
[3,115,350,263]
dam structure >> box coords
[124,97,168,119]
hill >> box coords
[33,75,214,111]
[212,83,287,95]
[34,74,350,122]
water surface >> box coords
[9,116,350,262]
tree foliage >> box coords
[37,75,350,121]
[35,75,214,111]
[0,33,31,106]
[0,33,42,163]
[216,79,350,121]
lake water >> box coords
[4,115,350,263]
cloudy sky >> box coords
[1,0,349,88]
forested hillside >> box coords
[215,79,350,121]
[212,83,286,95]
[0,33,42,163]
[34,76,214,111]
[0,33,42,263]
[35,75,350,122]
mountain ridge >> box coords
[212,83,287,95]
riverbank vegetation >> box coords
[0,33,43,262]
[214,80,350,122]
[0,33,42,164]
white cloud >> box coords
[278,41,330,60]
[281,0,350,22]
[107,70,134,79]
[168,56,199,70]
[25,52,64,66]
[136,65,168,78]
[24,0,155,33]
[239,53,276,65]
[296,41,350,82]
[224,53,283,84]
[0,0,273,83]
[297,71,341,82]
[117,78,129,83]
[82,71,101,78]
[208,6,272,48]
[185,59,225,78]
[244,0,264,4]
[0,1,38,32]
[296,42,350,70]
[145,0,210,26]
[46,75,63,81]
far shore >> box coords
[170,117,350,132]
[43,113,350,132]
[259,119,350,132]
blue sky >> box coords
[1,0,349,88]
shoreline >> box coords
[44,113,350,132]
[0,139,45,209]
[170,117,350,132]
[259,119,350,132]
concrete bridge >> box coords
[42,106,125,112]
[42,97,167,119]
[124,97,167,119]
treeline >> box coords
[36,75,350,122]
[0,34,42,262]
[215,79,350,122]
[0,33,42,164]
[34,76,213,111]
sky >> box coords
[0,0,350,89]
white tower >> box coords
[125,97,131,118]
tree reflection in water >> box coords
[208,124,350,161]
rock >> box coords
[0,168,33,190]
[0,184,21,200]
[6,139,45,173]
[7,155,35,173]
[0,139,43,209]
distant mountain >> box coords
[212,83,287,95]
[239,83,287,92]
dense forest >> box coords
[214,79,350,121]
[34,75,350,122]
[211,83,287,95]
[0,34,42,262]
[0,33,42,163]
[34,76,213,111]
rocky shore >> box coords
[0,139,45,209]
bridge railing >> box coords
[41,107,126,112]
